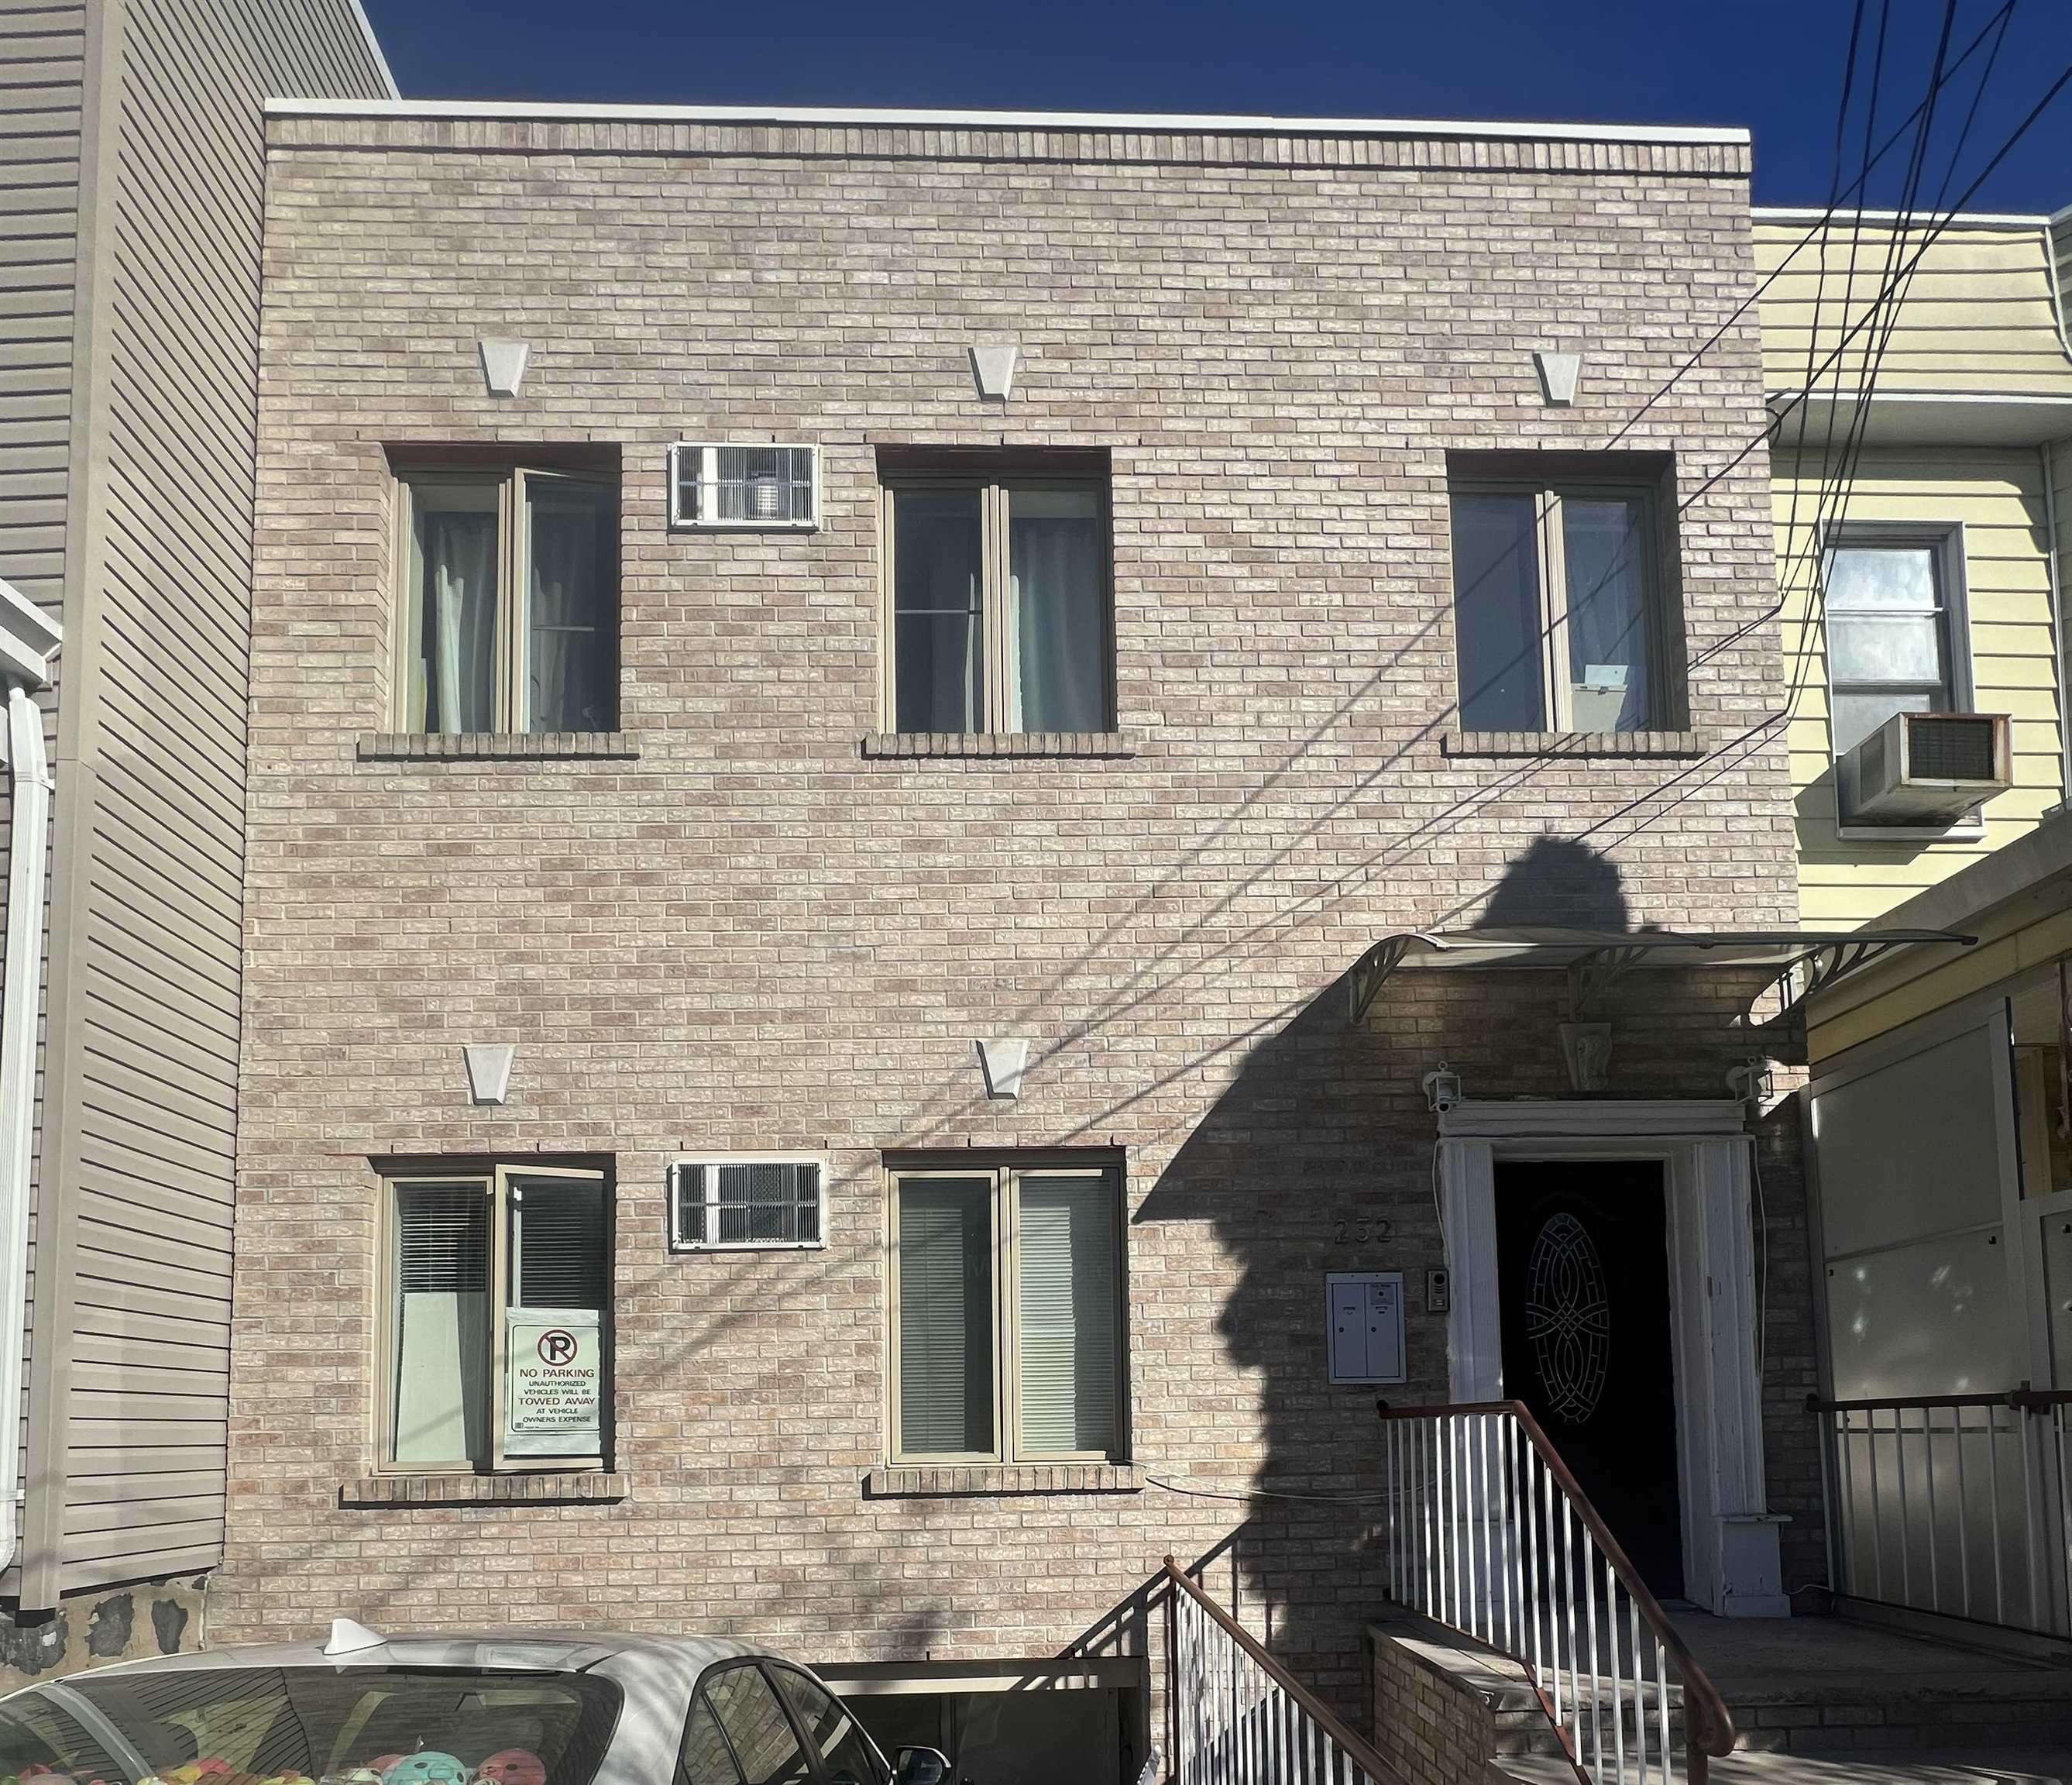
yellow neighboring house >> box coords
[1759,206,2072,930]
[1779,205,2072,1645]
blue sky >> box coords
[361,0,2070,215]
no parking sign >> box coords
[505,1309,603,1457]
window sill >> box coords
[864,1463,1142,1498]
[342,1471,628,1508]
[861,731,1135,761]
[1834,821,1988,845]
[1441,728,1703,760]
[357,732,641,762]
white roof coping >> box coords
[260,97,1750,147]
[1754,204,2057,229]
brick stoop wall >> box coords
[1369,1609,1582,1785]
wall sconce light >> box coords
[1421,1062,1462,1113]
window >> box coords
[888,1158,1124,1464]
[880,455,1113,734]
[382,1164,610,1471]
[771,1668,891,1785]
[700,1667,810,1785]
[679,1696,746,1785]
[0,1665,623,1785]
[1823,530,1968,758]
[671,444,818,529]
[1448,465,1675,734]
[394,464,619,734]
[670,1157,826,1250]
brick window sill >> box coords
[864,1463,1143,1498]
[861,732,1136,761]
[1441,728,1703,760]
[357,733,641,762]
[341,1472,629,1508]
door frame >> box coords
[1438,1098,1785,1617]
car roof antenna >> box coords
[325,1618,386,1656]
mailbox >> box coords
[1326,1271,1405,1384]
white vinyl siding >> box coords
[17,0,391,1608]
[889,1161,1124,1466]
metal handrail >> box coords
[1809,1385,2072,1636]
[1376,1399,1736,1783]
[1807,1388,2072,1413]
[1161,1556,1410,1785]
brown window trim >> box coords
[878,449,1117,736]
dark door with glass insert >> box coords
[1494,1159,1684,1598]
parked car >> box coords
[0,1626,950,1785]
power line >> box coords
[1602,0,2015,452]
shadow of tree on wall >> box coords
[1121,834,1811,1727]
[1473,833,1637,932]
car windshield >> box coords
[0,1667,621,1785]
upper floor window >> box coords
[383,1163,610,1473]
[394,463,619,734]
[1823,529,1969,758]
[1448,459,1679,734]
[888,1156,1124,1465]
[880,452,1113,734]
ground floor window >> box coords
[888,1155,1125,1464]
[382,1162,610,1471]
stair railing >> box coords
[1375,1401,1735,1785]
[1163,1556,1410,1785]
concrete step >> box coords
[1492,1751,2072,1784]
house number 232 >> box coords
[1332,1218,1393,1245]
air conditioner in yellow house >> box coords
[1840,709,2012,826]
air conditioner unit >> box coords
[1840,710,2011,826]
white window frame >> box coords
[668,1153,829,1252]
[375,1162,610,1476]
[668,443,820,531]
[1822,521,1982,843]
[885,1157,1128,1468]
[1448,473,1677,735]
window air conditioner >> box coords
[1840,710,2011,826]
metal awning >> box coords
[1346,925,1975,1023]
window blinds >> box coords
[393,1183,490,1466]
[510,1176,606,1310]
[897,1180,994,1456]
[1015,1175,1118,1456]
[398,1184,488,1293]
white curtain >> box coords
[1009,490,1105,732]
[418,508,495,733]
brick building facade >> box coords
[222,105,1807,1777]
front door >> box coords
[1495,1159,1685,1598]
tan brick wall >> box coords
[226,116,1802,1723]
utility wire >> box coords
[1603,0,2013,452]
